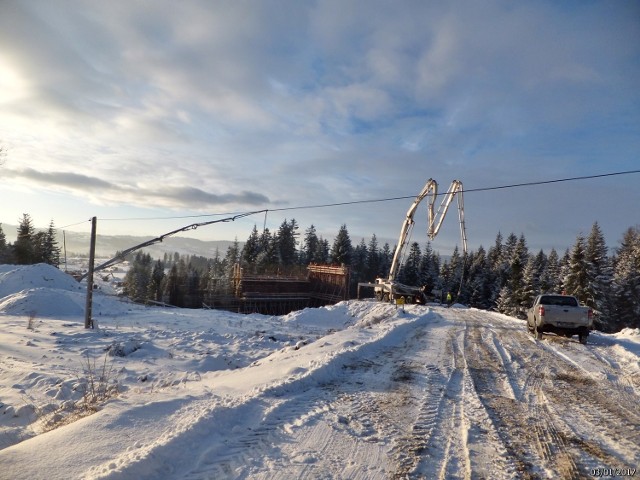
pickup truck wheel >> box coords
[534,322,543,340]
[578,331,588,345]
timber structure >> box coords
[228,263,350,315]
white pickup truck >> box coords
[526,294,593,344]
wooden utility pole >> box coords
[84,216,97,329]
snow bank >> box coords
[0,287,86,317]
[0,264,140,318]
[0,264,82,298]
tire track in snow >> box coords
[459,308,640,477]
[458,310,583,479]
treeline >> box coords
[0,214,61,266]
[3,214,638,332]
[121,218,639,332]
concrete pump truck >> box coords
[358,178,467,304]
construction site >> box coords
[227,263,350,315]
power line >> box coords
[73,169,640,223]
[60,219,92,229]
[462,170,640,194]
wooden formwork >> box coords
[307,263,350,307]
[229,263,350,314]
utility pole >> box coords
[84,216,97,329]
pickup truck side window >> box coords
[539,295,578,307]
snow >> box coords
[0,264,639,479]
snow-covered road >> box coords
[1,265,639,479]
[177,306,640,480]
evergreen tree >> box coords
[495,234,528,316]
[32,231,47,264]
[186,264,202,307]
[419,242,440,294]
[521,254,541,311]
[256,228,278,269]
[301,225,320,265]
[14,213,35,264]
[366,234,381,280]
[611,226,640,330]
[487,232,505,306]
[314,237,330,264]
[276,219,299,267]
[445,246,464,300]
[585,222,614,328]
[466,246,492,309]
[148,259,165,302]
[564,234,590,304]
[379,243,392,279]
[41,220,61,266]
[0,223,11,263]
[398,242,421,287]
[224,238,240,277]
[330,224,352,265]
[163,264,184,307]
[558,249,571,293]
[242,225,261,268]
[204,248,227,302]
[123,252,152,303]
[351,238,369,295]
[539,248,560,293]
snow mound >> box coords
[0,264,82,297]
[0,264,87,317]
[616,327,640,338]
[0,287,86,317]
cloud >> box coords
[0,1,638,250]
[3,167,271,210]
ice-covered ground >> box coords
[0,264,638,479]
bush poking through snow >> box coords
[77,353,120,411]
[27,310,36,330]
[30,354,120,432]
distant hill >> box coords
[0,223,238,259]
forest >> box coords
[1,214,639,332]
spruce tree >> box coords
[585,222,614,329]
[242,225,261,269]
[419,242,440,294]
[379,243,392,279]
[148,260,165,302]
[163,264,183,307]
[564,234,590,304]
[466,246,492,309]
[123,252,152,303]
[224,238,240,278]
[611,227,640,330]
[301,225,320,265]
[521,254,541,310]
[366,234,381,280]
[276,219,299,267]
[314,237,330,264]
[14,213,35,264]
[330,224,352,265]
[540,248,561,293]
[399,242,421,287]
[256,229,278,270]
[351,238,369,295]
[0,223,10,263]
[43,220,61,267]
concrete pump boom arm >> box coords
[388,178,438,282]
[428,180,468,254]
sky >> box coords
[1,0,639,256]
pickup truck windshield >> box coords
[539,295,578,307]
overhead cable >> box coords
[78,169,640,223]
